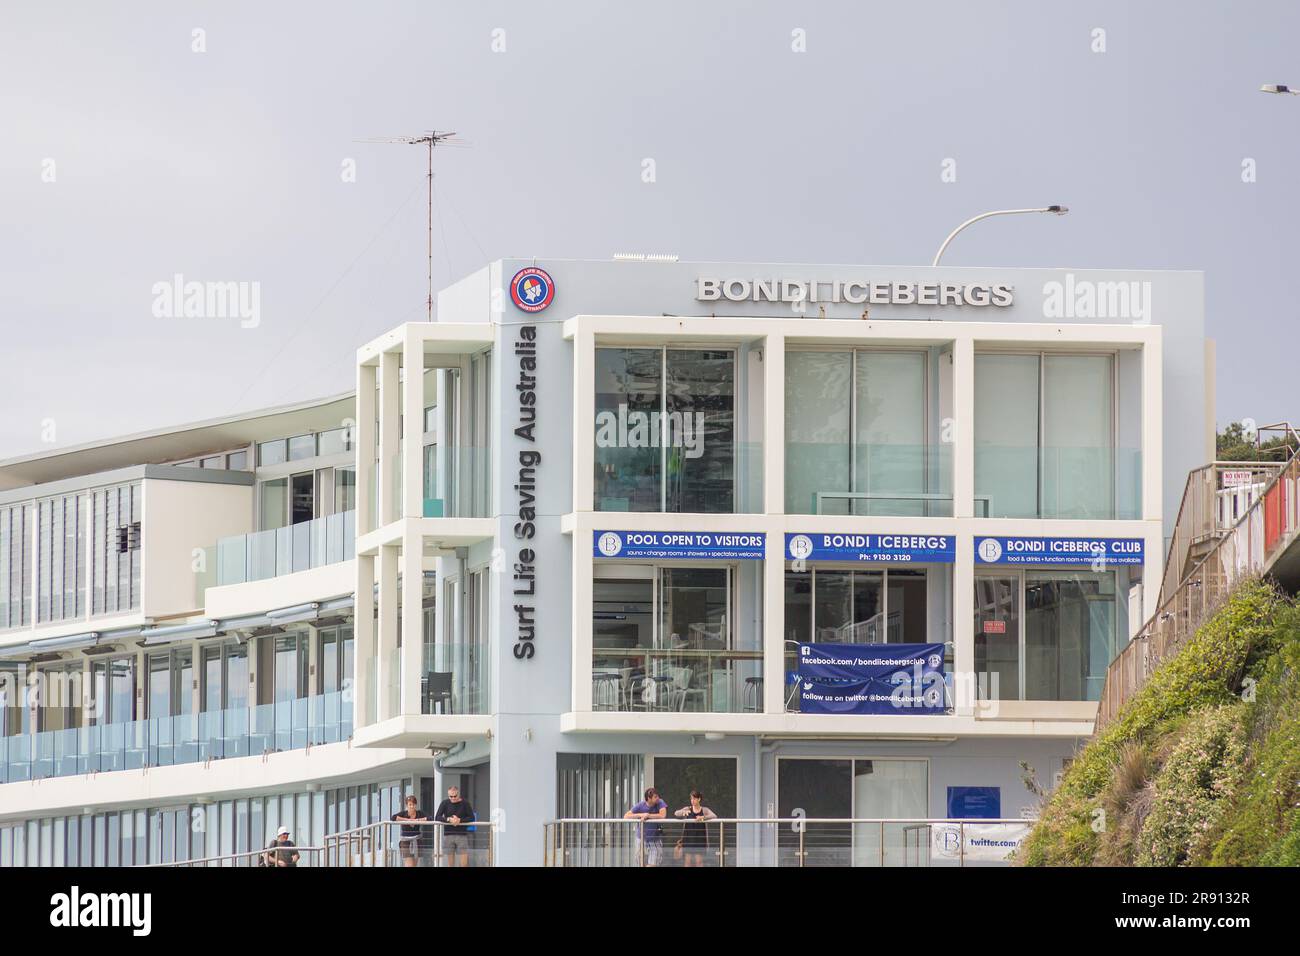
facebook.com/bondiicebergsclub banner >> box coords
[785,532,955,563]
[974,536,1144,566]
[593,530,765,560]
[796,642,947,715]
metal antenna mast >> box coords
[356,131,462,321]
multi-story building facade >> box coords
[0,259,1210,867]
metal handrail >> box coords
[148,844,326,868]
[321,818,496,867]
[542,817,1031,868]
[1098,446,1300,728]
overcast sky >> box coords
[2,0,1297,458]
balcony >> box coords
[364,643,490,725]
[210,510,355,587]
[0,692,352,785]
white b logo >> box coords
[597,532,623,557]
[977,538,1003,563]
[788,534,814,561]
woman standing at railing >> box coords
[673,791,717,867]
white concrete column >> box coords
[379,350,401,526]
[356,363,377,534]
[952,336,975,519]
[952,534,975,716]
[400,536,424,715]
[1142,522,1165,622]
[353,552,375,726]
[1141,334,1163,525]
[762,333,785,516]
[572,530,593,711]
[572,323,595,514]
[401,330,424,520]
[376,543,399,721]
[762,527,784,713]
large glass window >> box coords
[594,347,737,513]
[591,564,761,713]
[786,350,941,516]
[975,352,1117,519]
[259,479,288,531]
[975,570,1119,701]
[784,568,930,645]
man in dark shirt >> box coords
[262,826,300,867]
[434,785,475,867]
[391,794,428,867]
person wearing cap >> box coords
[262,826,300,867]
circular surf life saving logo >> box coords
[976,538,1003,563]
[597,532,623,557]
[510,267,555,313]
[788,534,814,561]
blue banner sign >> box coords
[593,530,765,560]
[785,532,954,564]
[974,536,1144,566]
[796,642,946,715]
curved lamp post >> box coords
[932,206,1068,267]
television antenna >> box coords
[355,131,467,320]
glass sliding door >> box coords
[594,348,662,511]
[259,479,288,531]
[1024,571,1116,701]
[854,351,928,516]
[665,349,735,513]
[1043,355,1114,520]
[974,354,1040,518]
[777,758,851,866]
[785,351,851,514]
[974,575,1021,701]
[852,759,928,866]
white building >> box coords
[0,259,1211,867]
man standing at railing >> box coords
[434,785,475,867]
[262,826,300,868]
[624,787,668,867]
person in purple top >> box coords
[624,786,668,866]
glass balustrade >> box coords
[214,511,355,587]
[786,442,954,516]
[0,692,351,784]
[595,441,763,514]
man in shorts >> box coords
[434,785,475,867]
[624,787,668,866]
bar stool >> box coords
[743,677,764,713]
[592,673,622,711]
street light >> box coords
[1260,84,1300,95]
[931,206,1069,267]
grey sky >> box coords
[2,0,1297,458]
